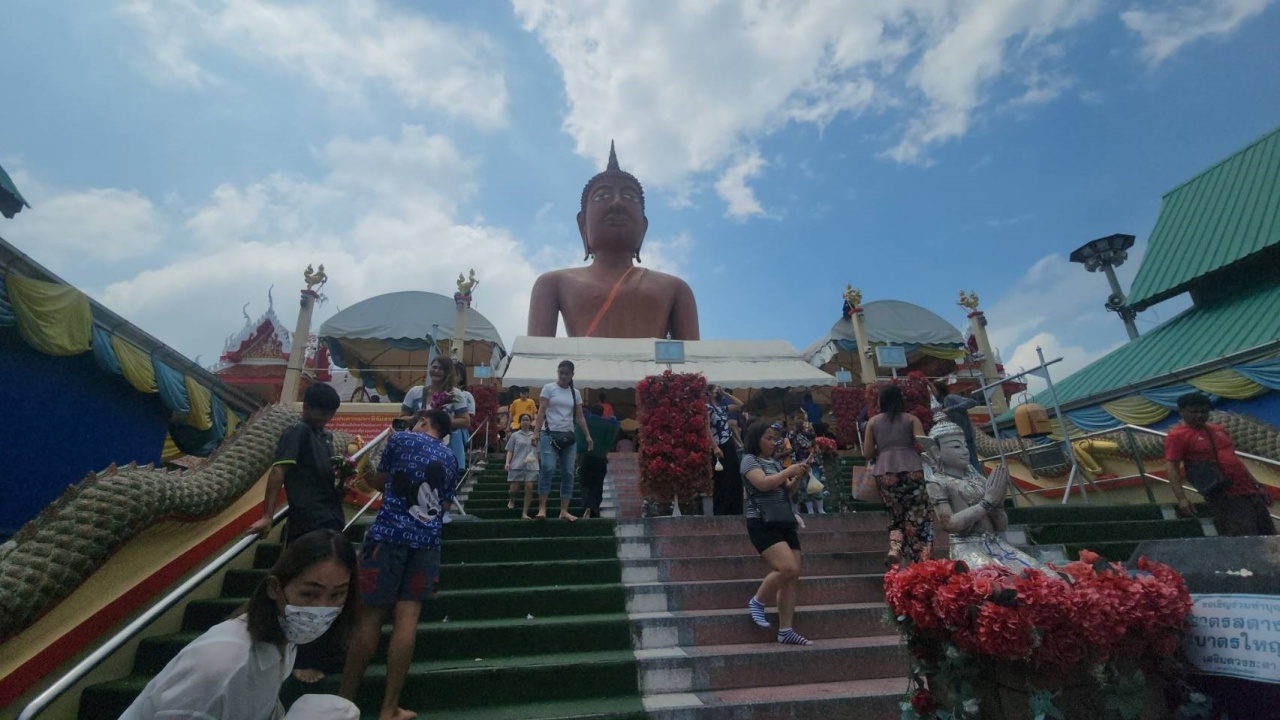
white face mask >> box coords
[280,604,341,645]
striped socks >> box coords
[777,628,812,646]
[748,597,770,628]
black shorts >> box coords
[747,519,801,553]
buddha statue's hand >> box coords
[983,464,1010,505]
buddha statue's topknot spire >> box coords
[606,140,620,172]
[580,140,645,213]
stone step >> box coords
[643,677,902,720]
[617,530,888,559]
[626,574,886,613]
[631,602,892,649]
[636,635,906,694]
[615,513,889,538]
[622,551,885,584]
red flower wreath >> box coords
[635,371,713,505]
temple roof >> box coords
[0,162,30,219]
[1128,125,1280,310]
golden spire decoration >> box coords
[843,284,863,309]
[958,290,980,312]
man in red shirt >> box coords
[1164,392,1275,536]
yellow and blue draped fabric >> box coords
[1059,355,1280,431]
[1,271,245,456]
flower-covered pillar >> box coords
[843,285,877,383]
[959,290,1008,413]
[281,264,327,404]
[636,371,713,513]
[452,269,478,361]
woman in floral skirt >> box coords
[863,384,930,567]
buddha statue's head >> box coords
[578,141,648,262]
[927,411,971,476]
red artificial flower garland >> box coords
[830,386,864,449]
[467,384,501,449]
[635,371,713,505]
[883,552,1192,673]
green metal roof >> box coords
[1128,126,1280,311]
[1004,280,1280,418]
[0,162,30,219]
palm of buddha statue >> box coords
[922,414,1040,571]
[527,143,700,340]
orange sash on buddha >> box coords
[584,267,642,337]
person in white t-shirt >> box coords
[120,530,360,720]
[531,360,593,520]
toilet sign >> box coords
[1184,593,1280,684]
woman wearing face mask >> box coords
[120,529,360,719]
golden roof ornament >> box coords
[843,284,863,310]
[304,264,328,291]
[958,290,980,313]
[457,269,479,296]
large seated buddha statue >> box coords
[527,143,700,340]
[922,411,1041,571]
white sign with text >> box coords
[1185,593,1280,684]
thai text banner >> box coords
[1185,593,1280,684]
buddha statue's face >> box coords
[937,435,971,475]
[578,175,648,260]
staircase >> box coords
[1006,502,1212,562]
[618,514,907,719]
[76,459,646,719]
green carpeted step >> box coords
[79,676,152,720]
[222,567,268,596]
[253,541,284,568]
[447,536,618,563]
[423,584,626,622]
[442,559,621,590]
[374,613,632,661]
[132,631,202,675]
[344,649,639,711]
[182,597,246,632]
[1028,518,1204,545]
[443,518,617,540]
[1006,504,1166,525]
[466,507,594,520]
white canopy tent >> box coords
[500,336,836,390]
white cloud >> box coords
[983,249,1189,396]
[6,184,165,263]
[1122,0,1274,66]
[715,153,767,220]
[514,0,1101,210]
[119,0,508,126]
[4,126,609,365]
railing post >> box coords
[1125,426,1158,505]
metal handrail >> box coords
[18,428,390,720]
[981,423,1279,519]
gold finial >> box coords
[843,284,862,309]
[457,268,479,296]
[958,290,980,312]
[304,263,328,291]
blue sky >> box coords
[2,0,1278,390]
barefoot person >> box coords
[531,360,593,520]
[527,142,699,340]
[122,530,360,719]
[341,409,458,720]
[864,385,930,567]
[741,421,814,646]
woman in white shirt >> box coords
[531,360,593,521]
[121,529,360,720]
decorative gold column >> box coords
[281,264,327,404]
[452,269,478,361]
[959,290,1008,413]
[843,285,877,383]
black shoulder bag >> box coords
[1183,428,1231,498]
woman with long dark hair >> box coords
[531,360,593,520]
[863,384,929,567]
[741,420,814,646]
[121,530,360,719]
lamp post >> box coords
[1069,233,1139,341]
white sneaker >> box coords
[441,511,453,525]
